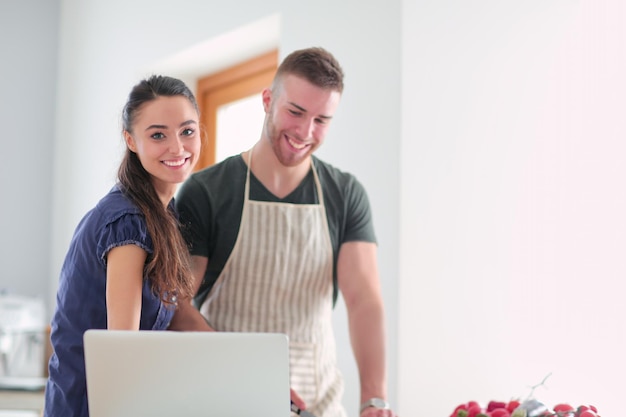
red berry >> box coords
[468,404,482,417]
[491,409,511,417]
[450,404,467,417]
[554,403,575,413]
[589,405,598,413]
[579,411,597,417]
[487,401,507,412]
[506,400,521,413]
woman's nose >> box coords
[170,136,184,154]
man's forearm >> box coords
[348,297,388,402]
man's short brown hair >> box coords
[273,47,344,93]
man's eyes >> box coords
[288,111,327,125]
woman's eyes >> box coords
[149,128,194,140]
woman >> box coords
[44,75,205,417]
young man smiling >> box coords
[173,47,394,417]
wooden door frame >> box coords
[195,49,278,170]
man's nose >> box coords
[296,118,315,139]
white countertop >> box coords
[0,390,44,413]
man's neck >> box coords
[243,142,311,199]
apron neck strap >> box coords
[245,146,324,205]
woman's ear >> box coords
[124,130,137,152]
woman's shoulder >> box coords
[93,185,143,223]
[68,186,151,259]
[95,186,152,248]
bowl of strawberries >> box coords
[449,399,601,417]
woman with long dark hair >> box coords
[44,75,210,417]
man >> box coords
[172,47,394,417]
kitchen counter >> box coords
[0,389,44,413]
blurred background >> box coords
[1,0,624,416]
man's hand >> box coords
[290,388,306,411]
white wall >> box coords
[400,1,625,416]
[13,2,619,416]
[51,1,400,414]
[0,0,59,299]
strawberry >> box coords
[451,404,468,417]
[491,409,511,417]
[467,401,481,410]
[487,401,507,412]
[507,400,521,413]
[456,409,469,417]
[468,404,483,417]
[579,411,597,417]
[554,403,575,414]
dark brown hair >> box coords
[118,75,198,304]
[273,46,344,93]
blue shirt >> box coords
[44,186,176,417]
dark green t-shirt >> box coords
[176,154,377,306]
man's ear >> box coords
[261,88,272,113]
[124,130,137,152]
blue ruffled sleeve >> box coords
[96,212,153,268]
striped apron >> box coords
[199,152,346,417]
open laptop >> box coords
[83,330,291,417]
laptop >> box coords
[83,330,291,417]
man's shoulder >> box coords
[313,156,362,189]
[182,155,247,195]
[191,154,245,181]
[178,155,246,207]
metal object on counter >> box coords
[0,294,47,382]
[516,399,549,417]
